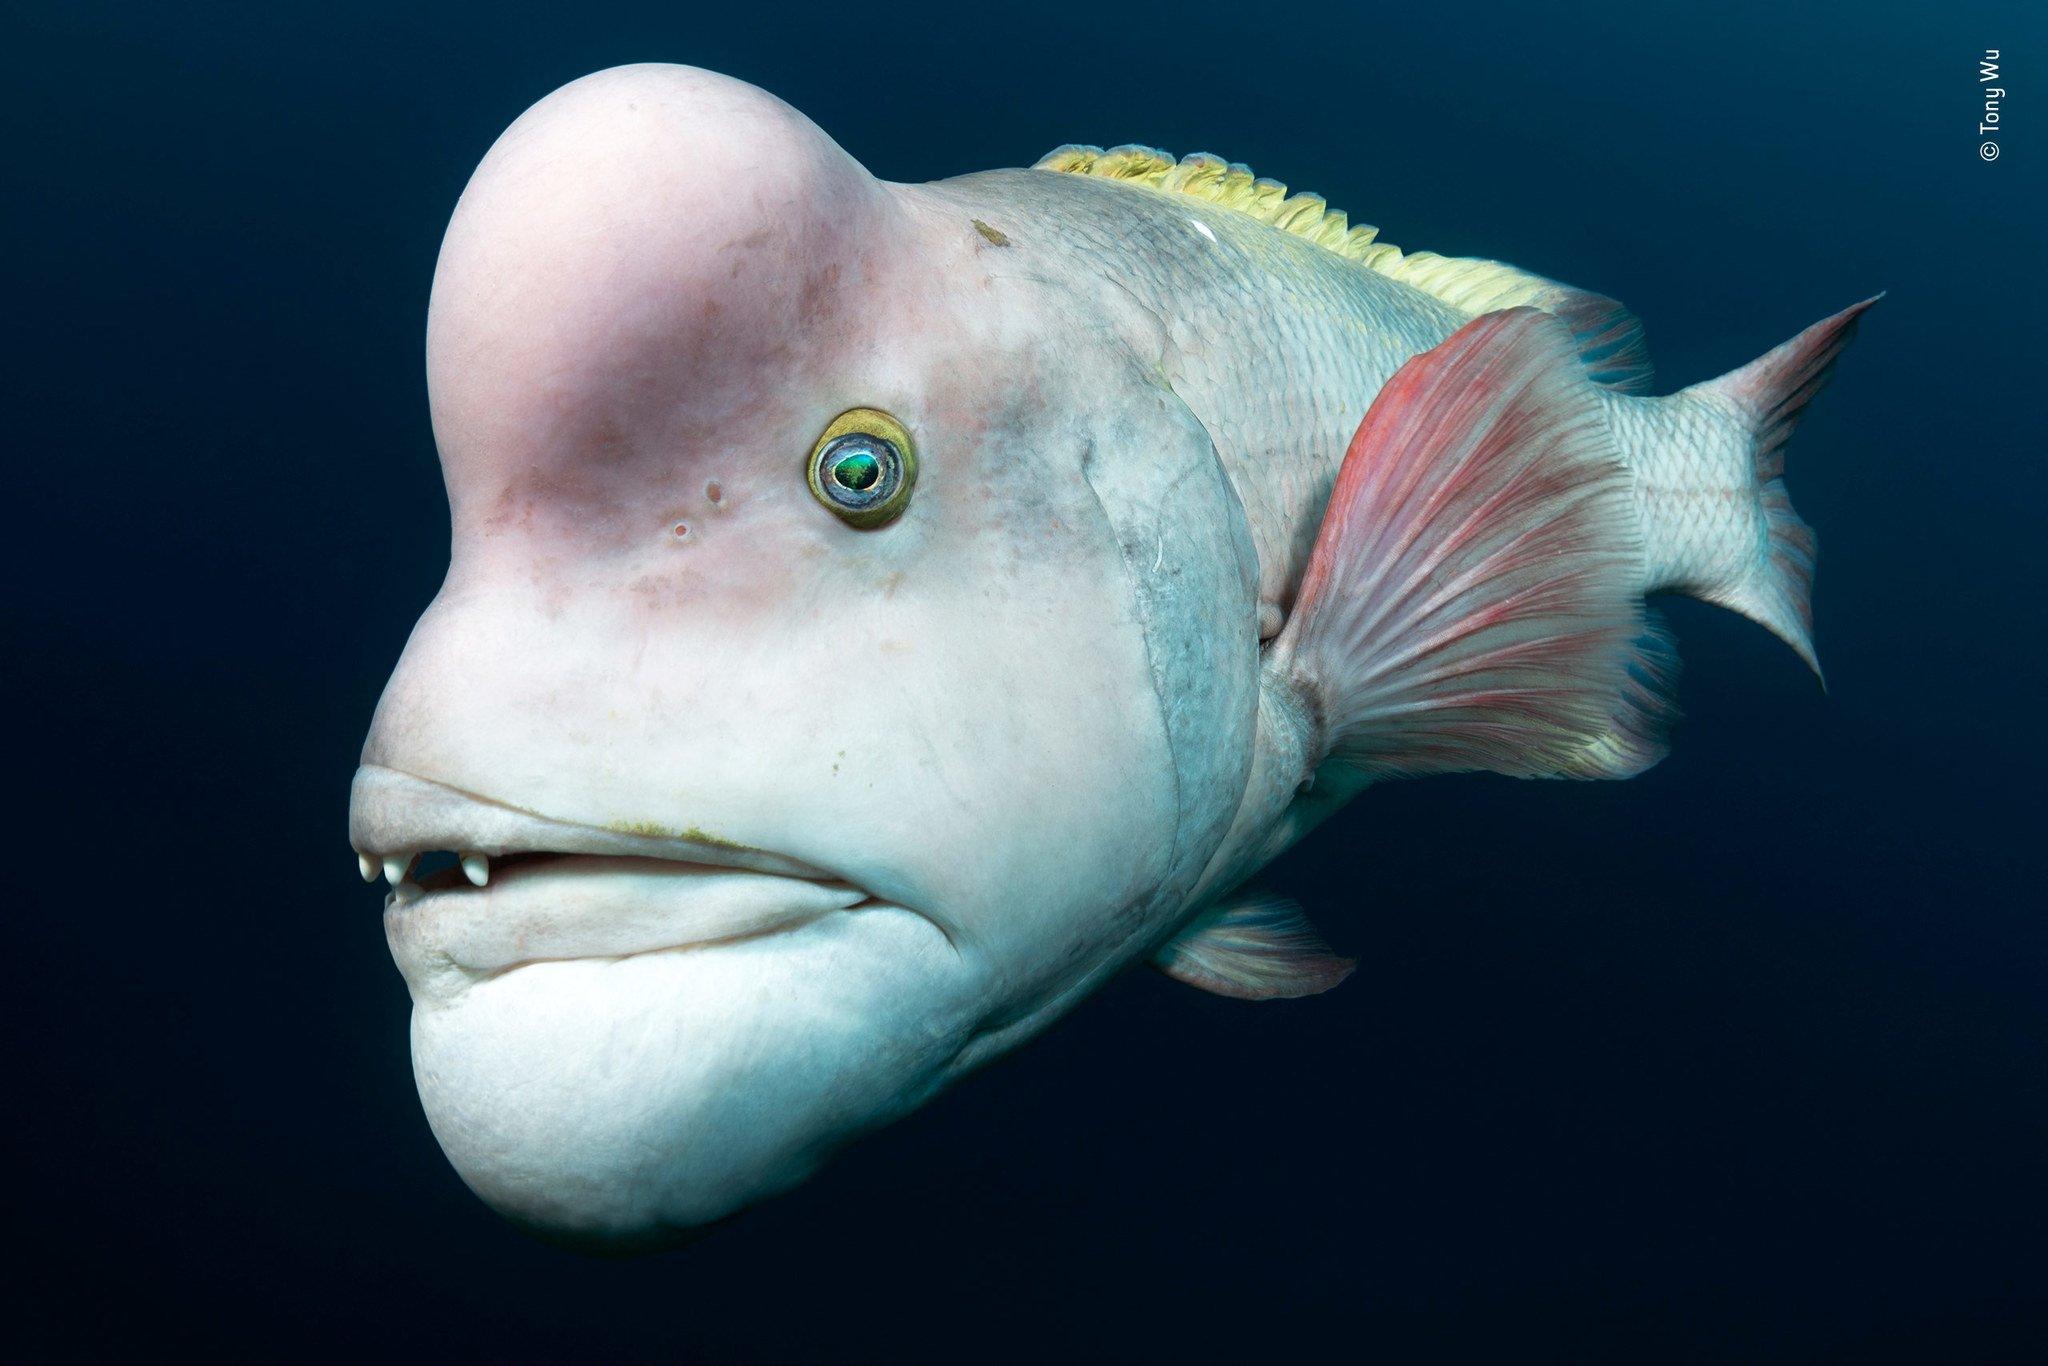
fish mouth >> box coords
[350,766,881,984]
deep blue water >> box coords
[9,0,2043,1358]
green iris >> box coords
[833,451,881,491]
[807,411,915,528]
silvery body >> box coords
[353,64,1859,1246]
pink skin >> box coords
[355,66,1188,1244]
[352,59,1862,1250]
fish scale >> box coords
[1604,388,1768,594]
[927,167,1467,618]
[928,143,1868,965]
[927,154,1865,677]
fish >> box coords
[349,63,1875,1249]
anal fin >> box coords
[1153,891,1355,1000]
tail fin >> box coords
[1687,296,1880,680]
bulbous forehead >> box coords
[426,65,912,474]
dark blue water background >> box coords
[9,0,2043,1358]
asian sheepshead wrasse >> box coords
[349,64,1875,1248]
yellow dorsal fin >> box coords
[1033,144,1654,392]
[1036,144,1389,264]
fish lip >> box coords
[349,764,838,880]
[352,765,949,982]
[382,860,880,982]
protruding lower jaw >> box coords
[407,902,965,1245]
[348,765,974,1246]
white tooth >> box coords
[357,853,376,883]
[393,880,423,906]
[460,852,489,887]
[382,856,412,887]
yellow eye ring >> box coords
[806,408,916,529]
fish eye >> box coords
[807,408,916,528]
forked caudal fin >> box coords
[1671,296,1879,681]
[1270,307,1676,782]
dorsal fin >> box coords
[1034,144,1654,393]
[1037,143,1394,263]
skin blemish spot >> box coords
[972,219,1011,247]
[1189,217,1217,244]
[705,480,723,504]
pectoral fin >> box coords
[1152,891,1355,1000]
[1268,306,1676,782]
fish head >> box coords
[352,64,1260,1247]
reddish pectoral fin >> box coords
[1152,891,1355,1000]
[1272,307,1676,782]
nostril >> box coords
[672,522,689,538]
[705,480,723,504]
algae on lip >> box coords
[607,818,749,851]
